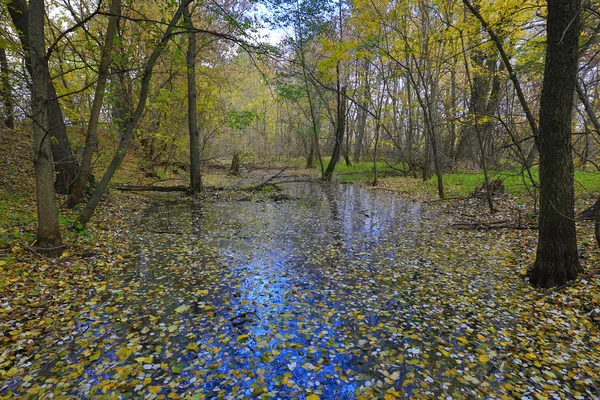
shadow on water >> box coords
[3,183,520,398]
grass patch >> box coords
[425,168,600,198]
[328,159,406,182]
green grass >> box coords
[323,159,405,182]
[0,192,35,245]
[319,158,600,199]
[427,169,600,198]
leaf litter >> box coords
[1,182,600,399]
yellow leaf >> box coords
[282,372,292,385]
[479,355,491,363]
[186,342,199,351]
[306,395,320,400]
[149,386,162,394]
[0,260,7,266]
[196,289,209,295]
[89,350,101,361]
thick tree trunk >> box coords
[185,5,202,193]
[29,0,62,254]
[7,0,79,194]
[0,47,15,129]
[530,0,582,287]
[79,0,191,227]
[68,0,121,207]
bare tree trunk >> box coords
[230,153,240,176]
[406,72,416,177]
[323,85,346,181]
[354,102,367,162]
[29,0,62,254]
[530,0,582,287]
[79,0,191,227]
[447,66,457,161]
[7,0,79,195]
[372,120,381,186]
[344,109,352,166]
[306,134,315,168]
[460,34,494,213]
[185,5,202,193]
[0,47,15,129]
[68,0,121,207]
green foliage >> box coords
[226,109,257,130]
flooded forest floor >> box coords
[2,157,600,399]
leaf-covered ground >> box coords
[2,181,600,399]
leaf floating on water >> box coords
[89,350,101,361]
[175,304,189,313]
[186,342,199,351]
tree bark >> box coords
[0,47,15,129]
[68,0,121,207]
[185,5,202,193]
[7,0,79,194]
[306,134,315,168]
[323,85,346,181]
[29,0,62,254]
[530,0,582,287]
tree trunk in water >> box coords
[68,0,121,207]
[7,0,79,195]
[530,0,582,287]
[323,86,346,181]
[372,121,380,186]
[0,47,15,129]
[185,5,202,193]
[344,112,352,166]
[29,0,62,254]
[79,0,191,227]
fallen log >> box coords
[116,185,189,192]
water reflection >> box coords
[4,182,507,399]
